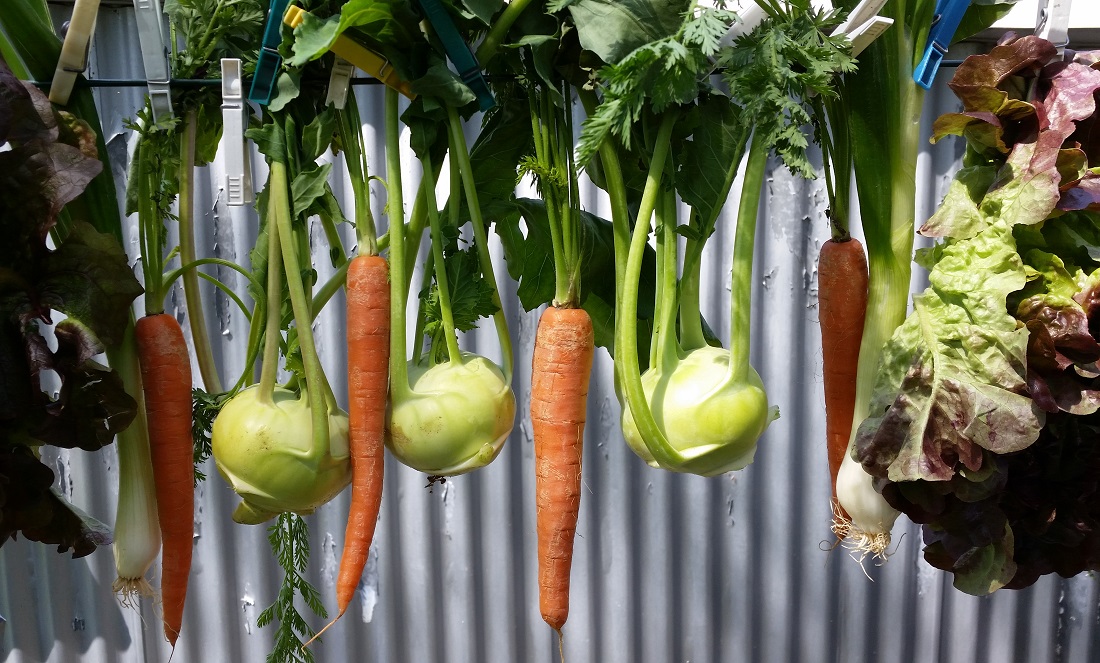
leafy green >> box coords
[856,220,1041,483]
[0,60,138,557]
[565,0,691,65]
[860,35,1100,594]
[422,241,499,344]
[573,2,731,167]
[257,513,326,663]
[719,5,854,179]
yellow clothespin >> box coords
[283,6,416,100]
[49,0,101,105]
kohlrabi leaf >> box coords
[674,93,750,228]
[460,0,503,25]
[290,163,333,218]
[856,220,1042,483]
[565,0,690,65]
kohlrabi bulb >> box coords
[212,385,350,524]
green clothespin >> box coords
[415,0,495,112]
[250,0,291,105]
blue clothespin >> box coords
[913,0,971,90]
[249,0,292,105]
[415,0,495,112]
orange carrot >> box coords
[335,254,390,619]
[135,313,194,646]
[532,306,594,635]
[817,237,868,525]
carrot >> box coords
[817,237,868,528]
[134,313,195,646]
[338,255,390,614]
[306,255,390,646]
[532,306,594,636]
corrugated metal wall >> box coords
[3,7,1100,662]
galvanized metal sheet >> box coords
[2,7,1099,663]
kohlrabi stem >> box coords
[272,161,332,450]
[412,250,435,365]
[679,211,707,352]
[165,257,260,319]
[386,89,411,400]
[420,151,463,365]
[446,106,513,383]
[312,258,352,321]
[177,112,222,392]
[617,110,683,470]
[317,207,348,269]
[257,202,284,406]
[655,183,681,373]
[404,177,434,296]
[474,0,536,65]
[578,89,630,307]
[729,132,767,386]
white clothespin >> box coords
[220,59,254,206]
[49,0,101,105]
[133,0,173,122]
[832,0,893,57]
[1035,0,1072,56]
[326,56,355,109]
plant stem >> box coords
[420,150,463,365]
[340,93,378,254]
[446,106,513,383]
[386,89,411,400]
[577,89,630,308]
[679,211,707,352]
[137,136,165,316]
[178,112,223,393]
[728,132,767,386]
[272,161,333,449]
[616,111,682,469]
[655,182,680,373]
[257,201,284,405]
[475,0,537,65]
[530,93,569,306]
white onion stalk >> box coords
[834,440,898,560]
[109,328,160,605]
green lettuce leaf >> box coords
[856,220,1042,482]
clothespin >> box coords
[49,0,101,105]
[283,6,416,100]
[220,59,254,206]
[326,57,355,109]
[133,0,173,121]
[414,0,495,112]
[830,0,894,58]
[913,0,972,90]
[1035,0,1072,57]
[249,0,292,105]
[827,0,893,57]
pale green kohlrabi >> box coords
[382,92,515,476]
[616,114,776,477]
[212,160,350,523]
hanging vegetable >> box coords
[825,0,1021,559]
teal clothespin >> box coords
[415,0,495,112]
[913,0,971,90]
[249,0,291,105]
